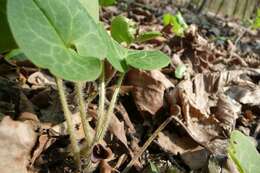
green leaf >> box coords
[99,0,117,6]
[5,48,27,61]
[126,50,170,70]
[175,64,186,79]
[7,0,106,81]
[171,16,185,37]
[99,24,128,72]
[176,12,188,29]
[100,24,170,72]
[228,130,260,173]
[163,13,173,26]
[253,8,260,29]
[111,16,136,44]
[148,161,160,173]
[136,31,162,43]
[162,12,188,37]
[78,0,99,23]
[0,0,17,53]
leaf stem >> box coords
[94,61,106,143]
[56,78,81,167]
[75,82,93,148]
[95,72,125,142]
[82,72,125,172]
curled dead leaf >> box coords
[127,70,174,115]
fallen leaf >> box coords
[0,116,37,173]
[156,131,198,155]
[165,69,260,154]
[126,70,174,115]
[181,146,210,170]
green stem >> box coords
[75,82,93,148]
[94,61,106,143]
[82,62,106,172]
[95,73,125,142]
[82,72,125,172]
[56,78,81,167]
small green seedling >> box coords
[228,130,260,173]
[252,8,260,29]
[111,15,136,45]
[111,15,162,44]
[174,64,187,79]
[163,12,188,37]
[7,0,170,172]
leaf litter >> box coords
[0,0,260,173]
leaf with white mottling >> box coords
[7,0,106,81]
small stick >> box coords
[122,105,181,173]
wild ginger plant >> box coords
[7,0,170,172]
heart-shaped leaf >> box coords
[228,130,260,173]
[79,0,99,22]
[126,50,170,70]
[111,16,136,44]
[99,24,128,72]
[7,0,106,81]
[100,24,170,72]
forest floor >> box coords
[0,0,259,173]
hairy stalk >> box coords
[75,82,93,148]
[83,72,125,173]
[82,62,106,172]
[56,78,81,167]
[95,72,125,142]
[94,61,106,143]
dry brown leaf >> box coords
[156,131,198,155]
[115,103,136,134]
[30,134,56,166]
[100,160,114,173]
[165,69,260,154]
[127,70,174,115]
[27,71,55,88]
[109,114,131,153]
[181,147,210,170]
[0,116,37,173]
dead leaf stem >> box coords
[122,105,180,173]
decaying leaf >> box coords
[165,69,260,155]
[127,70,174,115]
[156,131,198,155]
[0,116,37,173]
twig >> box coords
[122,105,180,173]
